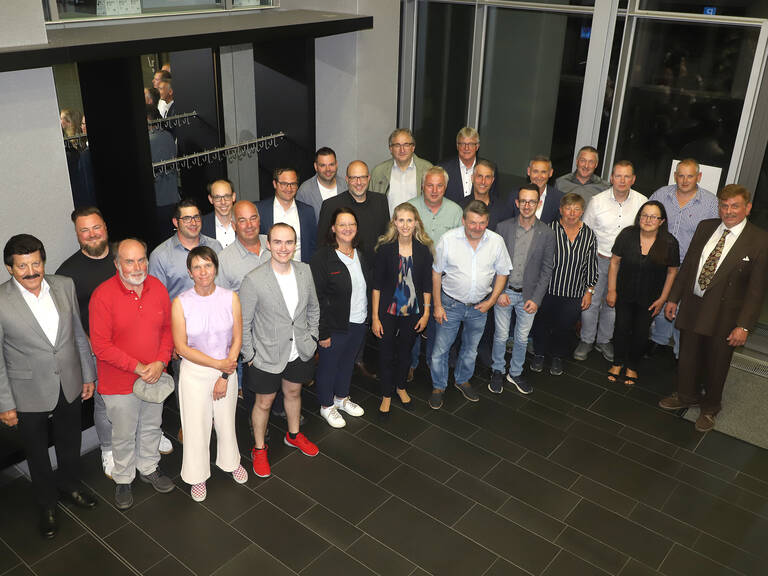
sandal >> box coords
[607,365,623,383]
[624,370,638,387]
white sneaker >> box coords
[334,396,364,417]
[101,450,114,479]
[159,434,174,455]
[320,405,346,428]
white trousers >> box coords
[178,359,241,485]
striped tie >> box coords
[697,229,729,292]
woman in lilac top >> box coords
[171,246,247,502]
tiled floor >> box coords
[3,347,768,575]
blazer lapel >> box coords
[707,224,753,290]
[266,266,292,319]
[48,277,68,348]
[293,263,307,312]
[5,279,52,345]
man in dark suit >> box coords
[659,184,768,432]
[490,184,556,394]
[201,179,236,248]
[258,167,317,263]
[459,159,511,231]
[439,127,496,204]
[0,234,98,539]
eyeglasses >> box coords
[458,142,479,149]
[178,215,201,223]
[347,175,369,182]
[211,194,233,203]
[335,223,357,229]
[390,142,415,150]
[639,214,662,222]
[518,199,539,206]
[277,181,299,189]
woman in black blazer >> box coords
[372,202,434,418]
[310,207,369,429]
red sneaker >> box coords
[251,445,271,478]
[283,432,319,457]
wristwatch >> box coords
[221,372,230,379]
[587,287,596,294]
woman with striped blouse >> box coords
[530,193,598,375]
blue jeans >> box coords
[491,290,536,377]
[650,309,680,358]
[410,316,436,369]
[430,293,488,390]
[316,323,367,407]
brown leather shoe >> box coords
[658,394,696,411]
[355,361,377,379]
[695,413,716,432]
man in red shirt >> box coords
[89,238,175,509]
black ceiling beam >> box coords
[0,9,372,72]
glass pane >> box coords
[479,9,590,184]
[412,1,475,164]
[752,158,768,327]
[597,17,625,171]
[52,0,225,21]
[493,0,595,5]
[614,21,759,194]
[639,1,768,18]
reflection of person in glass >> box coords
[146,104,180,235]
[605,201,679,387]
[171,246,248,503]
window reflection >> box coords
[412,1,474,163]
[639,1,768,18]
[479,9,590,182]
[614,21,758,193]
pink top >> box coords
[178,285,234,360]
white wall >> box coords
[280,0,401,173]
[0,3,78,281]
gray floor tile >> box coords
[555,527,628,574]
[659,544,740,576]
[411,426,499,477]
[346,534,416,576]
[302,547,377,576]
[213,544,296,576]
[298,504,362,549]
[31,534,134,576]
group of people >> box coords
[0,125,765,542]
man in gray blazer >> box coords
[240,223,320,479]
[297,147,343,223]
[491,184,556,394]
[0,234,97,539]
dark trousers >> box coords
[613,300,654,371]
[677,329,735,415]
[316,323,367,407]
[532,293,581,359]
[378,314,420,398]
[17,386,82,509]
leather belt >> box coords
[508,286,523,293]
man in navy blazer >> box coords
[257,167,317,263]
[439,127,497,205]
[509,155,563,225]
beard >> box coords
[118,268,147,287]
[81,238,108,257]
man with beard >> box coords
[298,147,343,223]
[89,239,175,510]
[57,207,131,477]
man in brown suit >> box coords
[659,184,768,432]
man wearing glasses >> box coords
[440,127,496,205]
[202,179,237,248]
[370,128,433,215]
[257,168,317,263]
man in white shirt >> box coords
[256,168,317,263]
[157,79,175,118]
[297,147,342,222]
[201,179,237,248]
[514,156,564,225]
[429,201,512,410]
[369,128,433,215]
[0,234,97,539]
[575,160,647,362]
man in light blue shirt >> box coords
[429,200,511,409]
[148,199,223,301]
[408,168,463,379]
[647,158,718,357]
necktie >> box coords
[698,229,729,291]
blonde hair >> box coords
[375,202,434,255]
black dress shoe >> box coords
[61,489,97,509]
[40,508,57,539]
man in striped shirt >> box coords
[647,159,717,358]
